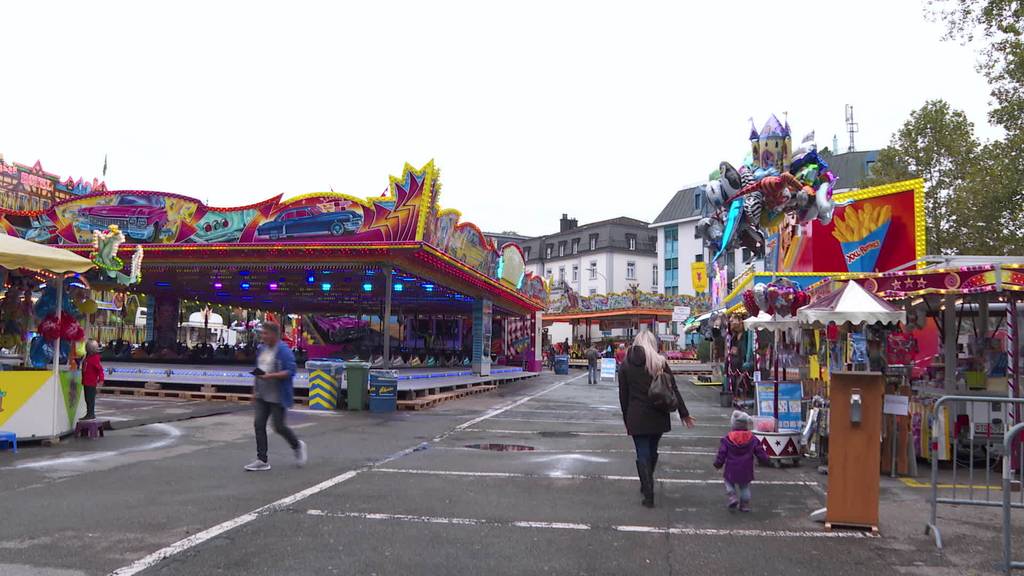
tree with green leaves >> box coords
[862,100,984,254]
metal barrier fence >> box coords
[926,395,1024,550]
[1004,423,1024,573]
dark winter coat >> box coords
[713,430,771,485]
[618,346,689,436]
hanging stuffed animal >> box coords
[719,161,744,201]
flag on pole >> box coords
[102,154,108,177]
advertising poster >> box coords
[767,180,924,274]
[756,381,804,431]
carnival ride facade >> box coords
[0,162,550,414]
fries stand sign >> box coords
[766,179,925,274]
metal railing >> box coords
[926,395,1024,550]
[1004,423,1024,573]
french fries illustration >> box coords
[832,204,892,243]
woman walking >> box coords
[618,330,695,507]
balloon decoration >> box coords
[741,280,809,317]
[696,120,837,263]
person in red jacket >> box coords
[81,340,104,420]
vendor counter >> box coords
[0,368,86,440]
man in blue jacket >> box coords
[245,322,307,471]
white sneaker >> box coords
[244,460,271,471]
[295,440,308,467]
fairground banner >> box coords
[764,179,925,274]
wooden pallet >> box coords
[98,386,310,405]
[397,384,498,411]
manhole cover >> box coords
[464,443,535,452]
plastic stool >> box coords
[75,419,107,439]
[0,430,16,453]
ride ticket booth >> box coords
[0,234,95,440]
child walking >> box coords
[714,410,770,512]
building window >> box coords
[589,288,597,296]
[653,264,659,286]
[626,234,637,251]
[572,265,579,282]
[626,261,636,280]
[558,267,565,284]
[695,253,703,262]
[558,242,566,257]
[545,268,552,280]
[664,256,679,289]
[694,188,703,213]
[664,227,678,259]
[524,247,531,260]
[571,238,579,254]
[545,244,552,259]
[589,234,598,250]
[588,261,597,280]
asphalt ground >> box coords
[0,371,1019,575]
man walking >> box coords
[245,322,307,471]
[585,343,601,385]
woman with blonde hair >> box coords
[618,330,695,507]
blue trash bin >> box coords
[368,370,399,413]
[554,355,570,375]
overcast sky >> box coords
[1,1,999,237]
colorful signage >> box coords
[765,179,925,274]
[691,261,708,293]
[0,161,548,305]
[756,381,804,431]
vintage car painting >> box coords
[256,206,364,240]
[76,195,168,242]
[192,209,255,243]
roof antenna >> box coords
[845,104,859,153]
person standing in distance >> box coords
[245,322,307,471]
[584,343,601,385]
[81,340,104,420]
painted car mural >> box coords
[191,209,257,243]
[76,195,168,242]
[256,206,363,240]
[0,161,548,305]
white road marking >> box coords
[106,373,585,576]
[306,509,591,530]
[304,510,873,538]
[529,454,610,463]
[433,446,716,456]
[5,423,182,470]
[373,468,818,486]
[463,428,725,439]
[490,416,726,428]
[614,525,877,538]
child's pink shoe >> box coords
[727,495,738,510]
[739,500,751,513]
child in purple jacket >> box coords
[714,410,770,512]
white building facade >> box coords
[501,215,659,344]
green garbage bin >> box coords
[344,360,371,411]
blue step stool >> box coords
[0,431,17,453]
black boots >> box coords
[636,459,654,508]
[639,455,659,494]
